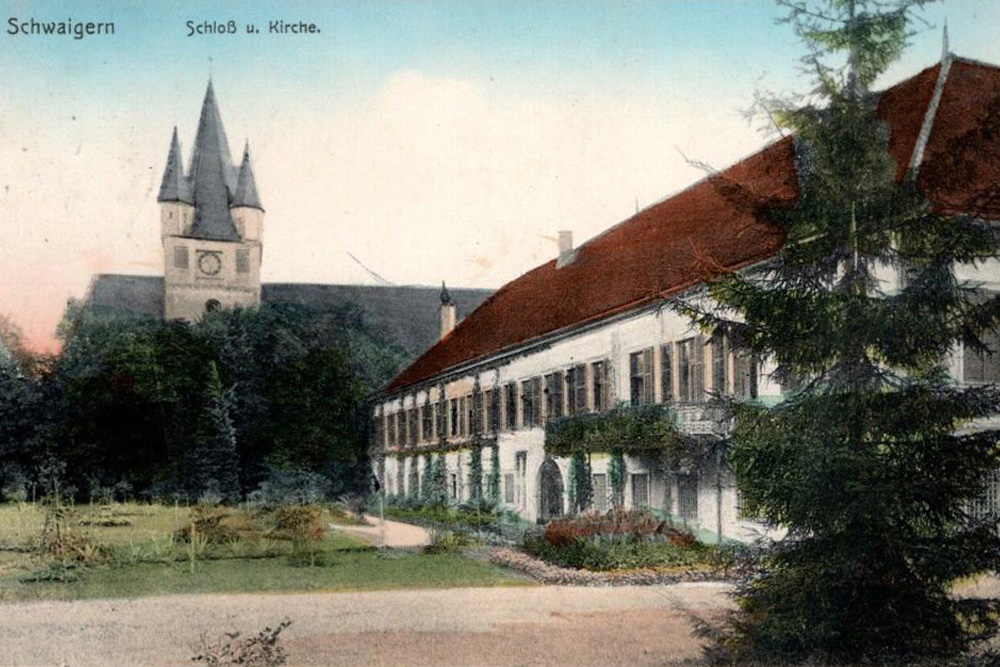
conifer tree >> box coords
[683,0,1000,660]
[190,362,240,502]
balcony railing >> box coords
[673,403,732,436]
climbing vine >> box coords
[468,445,483,502]
[608,449,626,508]
[420,453,433,500]
[429,454,448,507]
[488,444,501,504]
[570,451,593,513]
[544,403,684,458]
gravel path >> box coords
[0,583,733,667]
[328,514,432,548]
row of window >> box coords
[627,333,758,407]
[172,246,251,273]
[386,455,700,522]
[379,334,765,449]
[379,361,611,448]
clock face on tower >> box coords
[197,251,222,276]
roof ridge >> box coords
[907,53,954,175]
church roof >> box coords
[233,142,263,210]
[157,81,244,241]
[187,81,241,241]
[386,55,1000,393]
[157,127,190,204]
[83,275,493,360]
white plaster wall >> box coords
[377,252,1000,538]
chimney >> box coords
[556,230,575,268]
[440,281,457,340]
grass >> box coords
[0,502,528,602]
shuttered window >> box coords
[712,332,728,395]
[592,360,608,412]
[545,372,564,419]
[566,364,587,415]
[631,474,649,509]
[660,344,673,402]
[965,331,1000,384]
[629,348,654,406]
[421,404,433,441]
[236,248,250,273]
[522,378,542,427]
[504,383,518,431]
[407,409,418,446]
[678,474,699,522]
[734,352,758,399]
[678,337,705,402]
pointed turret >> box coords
[157,127,188,203]
[187,80,240,241]
[233,141,263,211]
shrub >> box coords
[526,509,708,572]
[424,529,476,555]
[542,509,692,545]
[267,505,325,565]
[192,619,292,667]
[175,506,255,544]
[248,469,332,508]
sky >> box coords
[0,0,997,353]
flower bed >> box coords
[490,547,727,586]
[521,509,713,570]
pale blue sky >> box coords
[0,0,997,350]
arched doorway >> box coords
[538,458,565,523]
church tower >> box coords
[156,81,263,321]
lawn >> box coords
[0,502,528,602]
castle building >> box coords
[373,52,1000,540]
[82,81,492,360]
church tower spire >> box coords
[160,80,263,322]
[157,126,188,203]
[187,80,239,241]
[233,141,263,210]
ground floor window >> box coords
[970,468,1000,522]
[504,474,515,504]
[408,461,420,497]
[450,473,458,499]
[592,473,608,513]
[678,474,699,523]
[630,473,649,509]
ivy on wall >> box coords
[429,454,448,507]
[488,444,501,504]
[569,451,593,513]
[544,402,685,458]
[468,445,483,502]
[609,448,626,508]
[420,453,433,500]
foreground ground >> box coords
[0,582,733,667]
[0,503,522,601]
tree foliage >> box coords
[0,301,408,503]
[681,1,1000,662]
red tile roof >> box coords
[387,57,1000,393]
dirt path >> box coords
[0,583,733,667]
[328,514,432,548]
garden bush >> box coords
[174,506,256,544]
[542,509,696,546]
[524,509,710,572]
